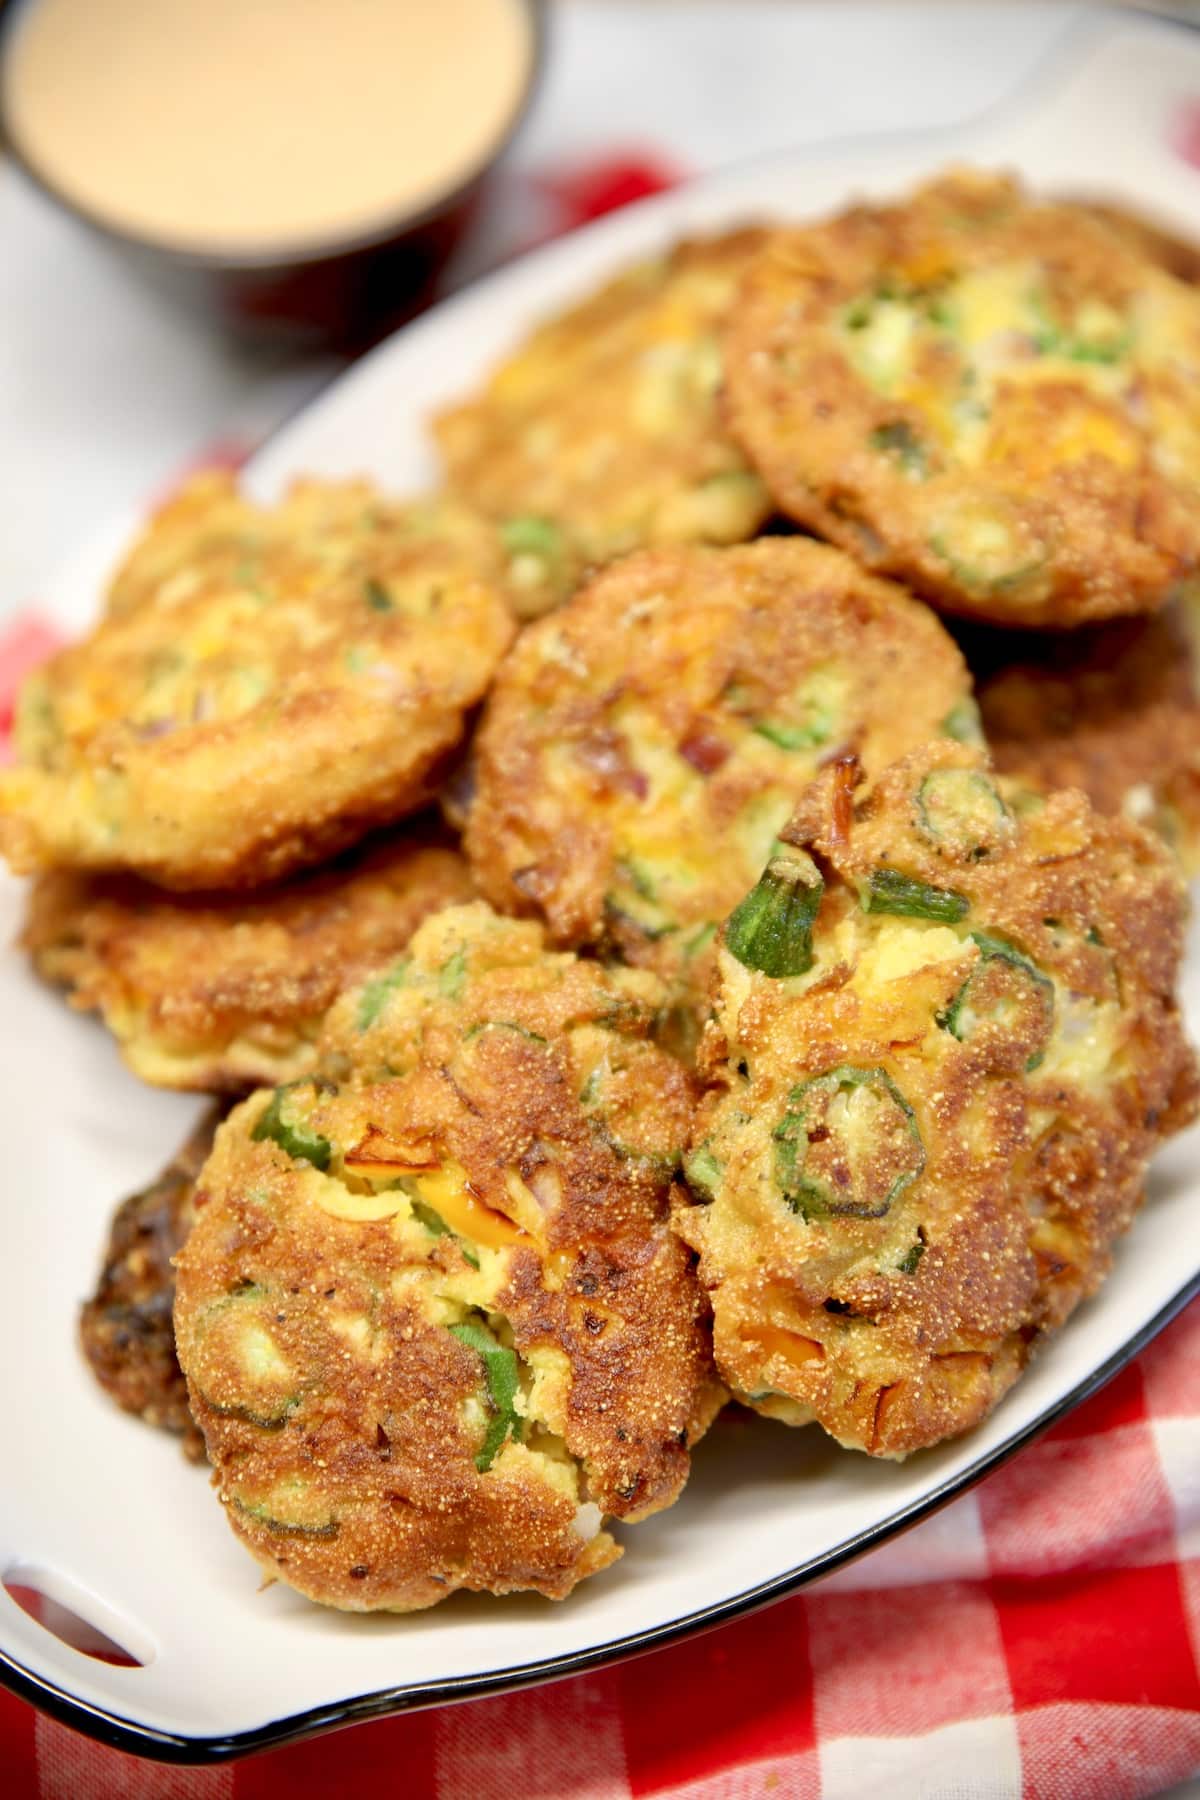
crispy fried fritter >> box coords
[723,170,1200,627]
[80,1107,223,1460]
[174,903,720,1612]
[962,596,1200,873]
[0,476,514,890]
[1073,201,1200,286]
[434,232,772,616]
[24,825,474,1093]
[674,742,1198,1457]
[466,539,976,1017]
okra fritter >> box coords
[466,538,977,1016]
[434,231,772,616]
[675,742,1198,1457]
[723,170,1200,627]
[963,595,1200,873]
[80,1106,223,1461]
[1073,201,1200,287]
[174,903,720,1612]
[24,825,474,1093]
[0,476,515,890]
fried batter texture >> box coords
[1073,201,1200,286]
[965,596,1200,873]
[434,232,772,616]
[80,1107,223,1460]
[24,826,474,1093]
[724,170,1200,626]
[466,539,976,1015]
[174,903,720,1611]
[674,742,1198,1457]
[0,476,514,889]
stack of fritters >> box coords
[6,165,1200,1614]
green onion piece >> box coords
[682,920,718,960]
[232,1496,339,1539]
[364,579,393,612]
[753,716,831,751]
[870,420,927,477]
[725,847,824,979]
[896,1241,925,1274]
[773,1065,925,1220]
[448,1320,522,1471]
[502,516,563,559]
[438,947,467,999]
[683,1144,723,1199]
[863,868,969,923]
[578,1067,603,1107]
[940,697,985,746]
[411,1201,480,1268]
[356,958,411,1030]
[411,1200,450,1237]
[251,1084,333,1172]
[462,1020,548,1045]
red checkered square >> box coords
[1017,1701,1200,1800]
[978,1425,1174,1577]
[0,1685,37,1799]
[1181,1558,1200,1673]
[237,1708,436,1800]
[620,1597,816,1796]
[995,1562,1200,1712]
[434,1673,628,1800]
[1140,1297,1200,1419]
[1043,1360,1146,1444]
[805,1580,1011,1739]
[35,1714,231,1800]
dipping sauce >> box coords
[3,0,534,254]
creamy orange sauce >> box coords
[4,0,532,252]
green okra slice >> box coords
[725,846,824,979]
[938,931,1054,1068]
[774,1065,925,1219]
[863,867,969,924]
[251,1081,334,1171]
[915,767,1013,861]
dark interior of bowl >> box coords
[0,0,545,349]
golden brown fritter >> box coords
[1072,201,1200,286]
[434,231,772,617]
[102,468,271,620]
[962,595,1200,873]
[80,1107,223,1460]
[24,825,474,1093]
[674,741,1198,1458]
[0,476,515,890]
[724,170,1200,627]
[174,903,720,1612]
[466,538,977,1018]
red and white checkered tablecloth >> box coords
[5,95,1200,1799]
[1,1296,1198,1797]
